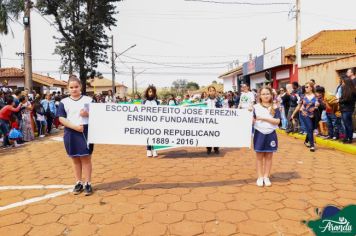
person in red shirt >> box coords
[0,96,22,147]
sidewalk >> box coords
[276,129,356,155]
[0,133,355,235]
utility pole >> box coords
[16,52,25,69]
[111,35,116,94]
[131,66,135,96]
[296,0,302,68]
[135,80,137,94]
[24,0,33,91]
[262,37,267,54]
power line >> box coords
[117,56,132,70]
[303,11,356,22]
[120,30,245,56]
[125,53,249,58]
[302,11,356,26]
[105,71,222,76]
[0,57,61,62]
[121,31,184,47]
[1,57,234,68]
[33,8,59,31]
[120,55,227,69]
[122,10,289,20]
[1,56,236,70]
[117,60,234,65]
[122,8,284,14]
[33,70,221,76]
[184,0,293,6]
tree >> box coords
[0,0,24,51]
[186,81,199,91]
[171,79,187,95]
[37,0,120,94]
[157,87,172,99]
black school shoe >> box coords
[84,184,93,196]
[214,147,220,154]
[73,182,84,195]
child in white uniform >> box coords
[142,85,159,157]
[58,75,94,195]
[253,86,281,187]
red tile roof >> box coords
[0,67,23,78]
[285,29,356,56]
[0,67,67,87]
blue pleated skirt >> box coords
[253,129,278,153]
[63,125,94,158]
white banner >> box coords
[88,104,253,148]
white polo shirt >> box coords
[58,95,92,125]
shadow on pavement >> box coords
[93,172,300,192]
[124,171,300,190]
[159,148,242,158]
[95,178,141,191]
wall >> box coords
[0,78,47,94]
[271,65,296,89]
[299,55,356,93]
[87,85,128,98]
[250,72,265,90]
[285,54,351,67]
[301,55,351,67]
[0,78,23,87]
[222,76,234,92]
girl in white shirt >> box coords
[143,85,159,157]
[58,75,94,196]
[253,86,281,187]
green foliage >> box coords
[171,79,187,96]
[36,0,120,93]
[186,81,200,91]
[157,87,174,99]
[0,0,24,51]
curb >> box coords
[276,129,356,155]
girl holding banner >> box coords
[206,86,222,155]
[253,87,281,187]
[58,75,94,196]
[143,85,159,157]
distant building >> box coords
[0,67,67,93]
[285,29,356,67]
[299,54,356,93]
[218,66,243,92]
[87,77,128,98]
[218,29,356,91]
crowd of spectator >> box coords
[1,68,355,150]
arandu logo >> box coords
[302,205,355,236]
[319,217,352,233]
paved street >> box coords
[0,133,355,236]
